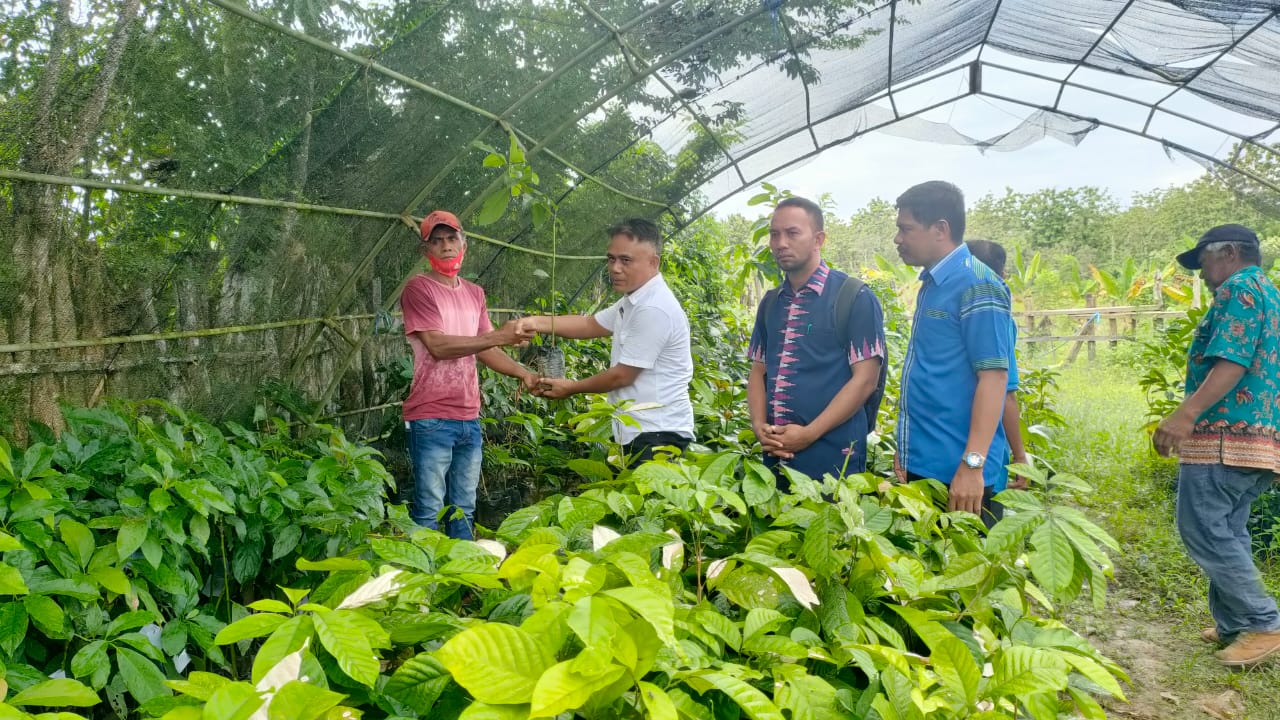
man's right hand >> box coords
[495,318,536,347]
[948,466,985,516]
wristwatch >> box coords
[963,452,985,469]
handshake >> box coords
[493,317,538,347]
[492,317,574,400]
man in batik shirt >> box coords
[1154,223,1280,666]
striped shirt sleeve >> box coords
[959,278,1011,372]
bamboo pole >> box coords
[1087,295,1097,362]
[0,309,524,355]
[0,351,273,377]
[0,169,604,261]
[0,168,402,220]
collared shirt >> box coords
[747,262,886,478]
[594,273,694,445]
[1180,265,1280,473]
[898,243,1013,487]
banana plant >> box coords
[1005,247,1041,309]
[1088,257,1145,304]
[1155,262,1197,305]
[1058,255,1098,305]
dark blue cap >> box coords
[1175,224,1259,270]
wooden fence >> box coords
[1016,303,1188,363]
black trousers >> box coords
[906,471,1003,528]
[623,431,691,466]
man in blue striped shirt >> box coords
[893,181,1012,526]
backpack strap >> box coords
[832,275,887,434]
[833,275,864,351]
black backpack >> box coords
[761,275,888,433]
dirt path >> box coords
[1073,587,1259,720]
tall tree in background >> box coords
[6,0,140,431]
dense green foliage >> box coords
[1,399,1127,719]
[0,403,401,717]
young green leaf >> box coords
[984,510,1040,555]
[0,564,30,595]
[117,518,148,562]
[529,660,626,717]
[255,638,309,692]
[251,615,315,685]
[437,623,553,704]
[457,702,532,720]
[685,672,785,720]
[202,681,264,720]
[264,680,347,720]
[567,596,622,649]
[295,557,370,573]
[215,613,288,645]
[930,635,980,708]
[312,609,379,687]
[166,671,231,701]
[601,586,676,648]
[89,566,131,595]
[637,681,679,720]
[1028,523,1076,594]
[70,640,110,680]
[105,610,158,638]
[8,678,101,707]
[335,569,404,609]
[768,567,819,609]
[986,646,1068,698]
[476,191,510,227]
[385,653,452,716]
[247,599,294,615]
[25,594,69,639]
[58,519,95,570]
[116,646,172,704]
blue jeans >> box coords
[407,419,482,539]
[1176,463,1280,642]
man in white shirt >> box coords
[522,218,695,463]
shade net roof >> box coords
[2,0,1278,424]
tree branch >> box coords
[60,0,141,168]
[27,0,73,170]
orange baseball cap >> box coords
[420,210,463,239]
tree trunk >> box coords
[10,0,141,433]
[276,58,322,399]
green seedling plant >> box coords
[0,401,397,719]
[150,439,1127,720]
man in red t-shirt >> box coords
[401,210,536,538]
